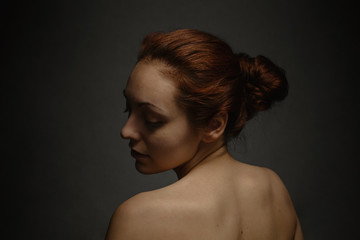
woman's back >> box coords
[106,148,302,240]
[106,29,302,240]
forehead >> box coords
[125,61,178,108]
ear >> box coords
[202,111,228,143]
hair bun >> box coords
[237,53,288,120]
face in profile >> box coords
[121,61,202,174]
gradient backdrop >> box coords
[2,0,358,239]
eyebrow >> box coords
[123,89,167,113]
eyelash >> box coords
[123,102,130,114]
[123,105,164,129]
[144,120,164,129]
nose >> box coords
[121,116,140,140]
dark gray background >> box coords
[2,0,358,239]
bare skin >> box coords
[106,146,303,240]
[106,61,303,240]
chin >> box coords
[135,161,168,175]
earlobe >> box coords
[202,112,228,143]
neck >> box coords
[173,141,229,179]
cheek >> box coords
[146,123,199,166]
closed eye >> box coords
[144,120,164,129]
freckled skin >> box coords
[107,61,303,240]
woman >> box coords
[106,29,303,240]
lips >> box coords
[130,149,149,159]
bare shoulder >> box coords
[261,167,296,211]
[237,164,295,213]
[232,162,302,239]
[105,189,204,240]
[106,191,168,240]
[233,163,292,203]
